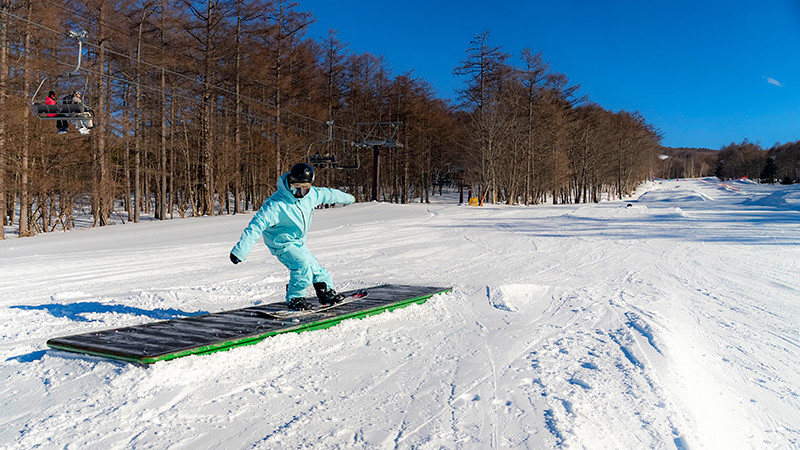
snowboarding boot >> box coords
[314,282,345,306]
[287,297,315,311]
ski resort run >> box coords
[1,178,799,448]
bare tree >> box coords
[0,0,11,239]
[454,31,509,203]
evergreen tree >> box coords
[761,156,777,184]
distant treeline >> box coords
[2,1,660,239]
[658,147,719,179]
[453,32,661,206]
[659,140,800,184]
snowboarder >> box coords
[230,162,355,310]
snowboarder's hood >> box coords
[275,172,298,202]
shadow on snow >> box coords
[10,302,208,323]
[437,202,800,246]
[7,303,207,364]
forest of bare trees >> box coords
[453,32,662,205]
[652,139,800,183]
[713,139,800,184]
[0,0,663,240]
[658,147,718,179]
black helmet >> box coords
[288,163,315,184]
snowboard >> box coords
[47,284,451,364]
[258,290,369,319]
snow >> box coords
[2,178,800,449]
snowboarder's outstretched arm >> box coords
[314,187,354,206]
[230,203,278,263]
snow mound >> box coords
[743,190,800,209]
[565,204,649,219]
[637,188,712,204]
[50,292,91,301]
[488,284,550,312]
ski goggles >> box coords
[290,182,312,198]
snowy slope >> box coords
[1,178,799,449]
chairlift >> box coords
[335,139,361,170]
[30,30,95,132]
[306,120,360,170]
[307,120,336,168]
[308,149,338,168]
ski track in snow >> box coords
[1,178,800,448]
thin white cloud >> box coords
[764,76,783,87]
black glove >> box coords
[230,252,241,265]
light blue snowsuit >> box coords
[231,172,355,301]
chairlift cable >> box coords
[39,0,198,64]
[3,8,387,152]
[0,7,361,138]
[6,41,327,137]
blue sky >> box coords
[299,0,800,150]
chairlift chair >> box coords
[31,79,95,124]
[306,120,335,168]
[307,140,361,170]
[305,120,360,170]
[336,140,361,170]
[30,30,95,129]
[308,150,338,168]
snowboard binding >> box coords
[314,282,345,306]
[287,297,315,311]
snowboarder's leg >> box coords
[276,244,324,301]
[303,249,345,305]
[308,254,333,289]
[302,253,344,305]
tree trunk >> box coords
[201,0,215,216]
[273,1,285,181]
[19,0,33,236]
[159,1,167,220]
[233,0,242,214]
[170,79,177,219]
[0,1,7,239]
[123,81,132,218]
[134,10,145,223]
[96,0,109,226]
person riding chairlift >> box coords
[71,91,91,135]
[45,91,68,134]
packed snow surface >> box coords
[1,178,799,449]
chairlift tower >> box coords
[353,122,403,201]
